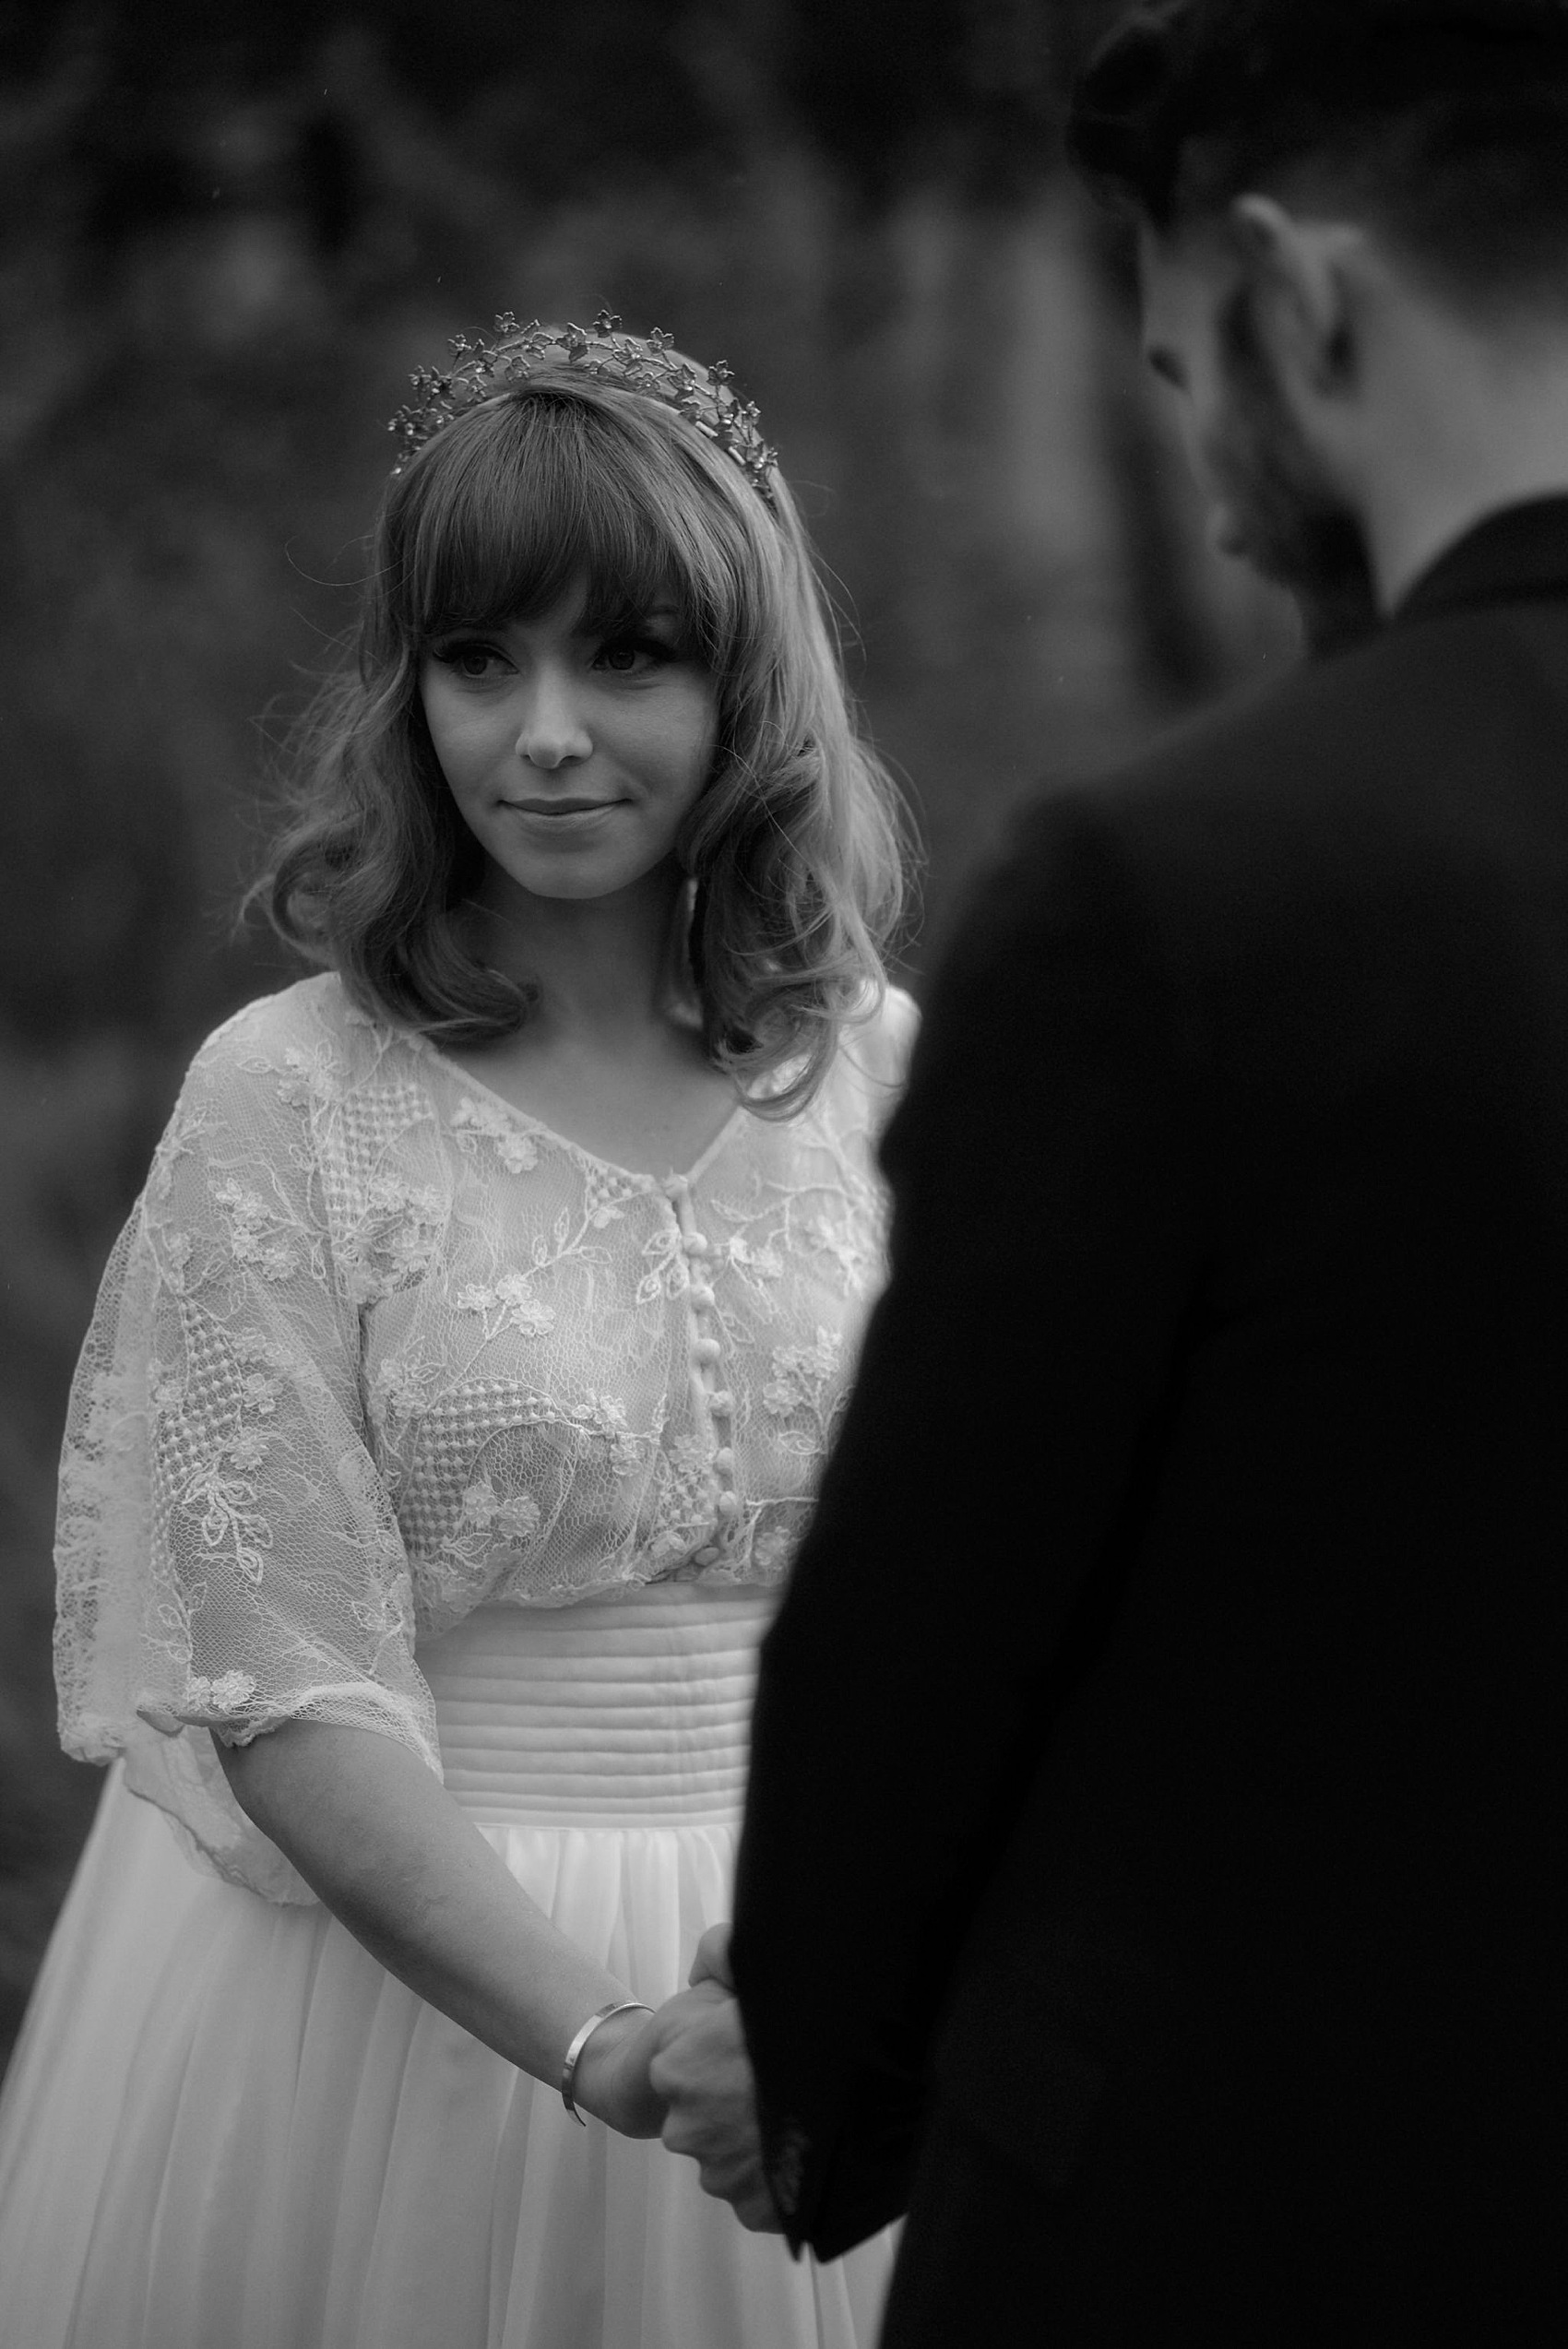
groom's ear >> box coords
[1228,193,1365,400]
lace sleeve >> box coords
[53,1002,440,1904]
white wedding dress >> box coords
[0,973,913,2349]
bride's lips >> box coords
[507,797,623,813]
[503,797,626,832]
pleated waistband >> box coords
[415,1583,778,1825]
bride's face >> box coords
[419,583,719,907]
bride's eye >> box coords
[433,640,505,681]
[595,635,673,676]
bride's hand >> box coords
[568,2006,667,2139]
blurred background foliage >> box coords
[0,0,1297,2068]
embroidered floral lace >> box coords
[54,974,915,1899]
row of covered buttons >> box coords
[677,1205,741,1564]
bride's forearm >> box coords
[216,1719,648,2119]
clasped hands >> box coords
[579,1924,782,2232]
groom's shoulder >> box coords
[1004,601,1563,911]
[1042,621,1467,835]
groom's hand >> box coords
[687,1922,735,1991]
[647,1981,783,2233]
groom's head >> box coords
[1067,1,1568,633]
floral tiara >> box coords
[388,308,779,506]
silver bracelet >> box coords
[560,1998,653,2126]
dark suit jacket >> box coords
[731,498,1568,2336]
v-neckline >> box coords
[406,1032,751,1190]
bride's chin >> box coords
[475,856,664,915]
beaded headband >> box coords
[389,308,779,507]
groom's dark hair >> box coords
[1066,0,1568,307]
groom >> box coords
[671,1,1568,2335]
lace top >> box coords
[54,973,916,1899]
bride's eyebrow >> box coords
[579,604,683,639]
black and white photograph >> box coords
[1,3,1564,2343]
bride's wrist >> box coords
[565,2002,652,2129]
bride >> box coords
[0,314,914,2349]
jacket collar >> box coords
[1395,494,1568,626]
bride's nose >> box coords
[514,669,592,770]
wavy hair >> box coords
[257,359,914,1116]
